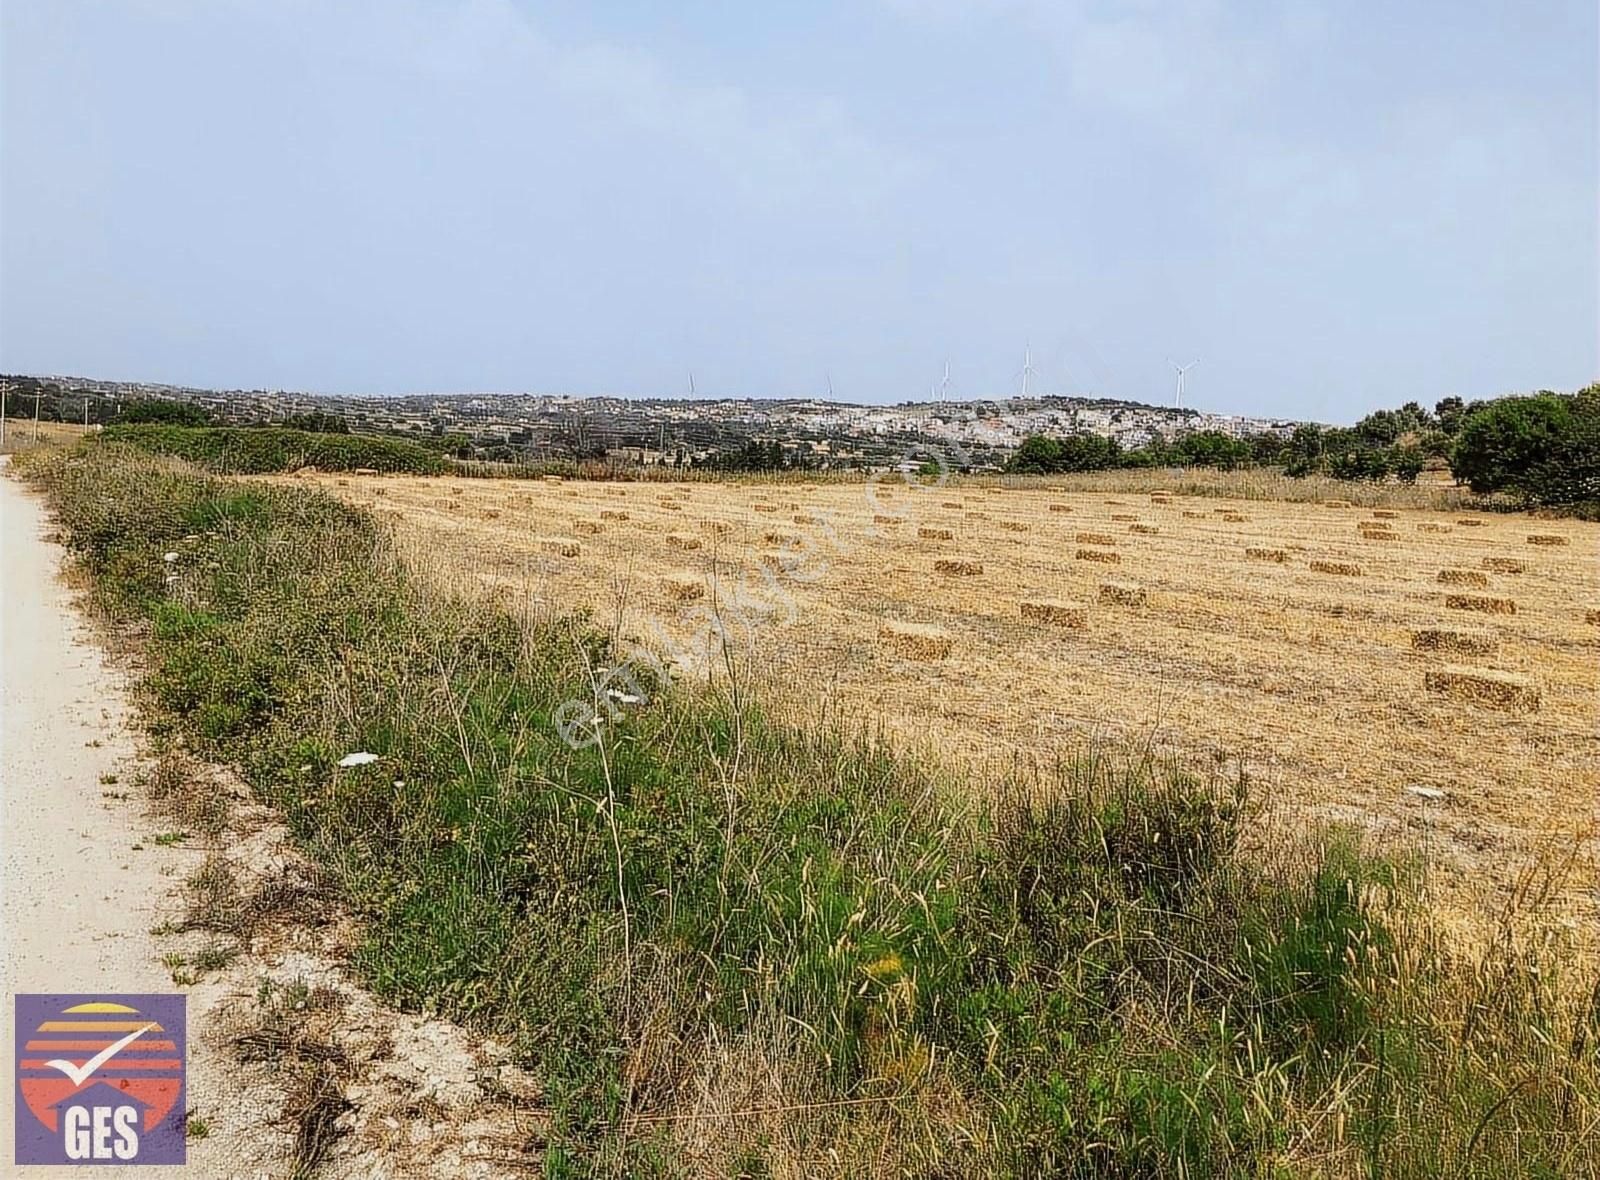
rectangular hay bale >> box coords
[1020,599,1088,628]
[1411,627,1497,656]
[1424,666,1540,712]
[1437,568,1488,588]
[1445,593,1515,615]
[879,620,953,660]
[1097,581,1147,607]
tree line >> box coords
[1006,385,1599,507]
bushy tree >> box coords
[118,399,212,427]
[1452,388,1600,505]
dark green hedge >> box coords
[100,424,446,474]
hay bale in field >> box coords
[573,520,604,535]
[666,532,702,551]
[1245,547,1287,562]
[1129,523,1160,535]
[449,486,463,496]
[703,520,733,536]
[1324,499,1353,508]
[1309,560,1362,576]
[964,510,990,521]
[662,573,704,602]
[1482,557,1526,574]
[934,559,983,575]
[1182,510,1208,519]
[1221,512,1248,523]
[793,514,817,525]
[1150,494,1172,505]
[1411,627,1496,656]
[1424,666,1540,712]
[1076,548,1120,564]
[999,520,1030,532]
[600,509,629,521]
[1097,581,1147,606]
[1372,509,1399,519]
[542,475,564,484]
[919,526,954,541]
[879,620,952,660]
[1445,593,1515,615]
[763,530,799,547]
[1526,534,1568,547]
[1076,532,1116,546]
[1585,609,1600,625]
[942,500,964,509]
[1104,499,1129,506]
[1111,513,1137,522]
[1437,568,1489,588]
[874,513,904,525]
[480,509,501,520]
[1047,503,1074,514]
[1417,523,1452,534]
[538,537,582,558]
[753,503,780,514]
[1455,518,1485,527]
[335,478,350,487]
[1020,599,1088,628]
[1358,526,1399,542]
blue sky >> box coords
[1,1,1593,421]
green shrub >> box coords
[100,424,446,474]
[1452,387,1600,506]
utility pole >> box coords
[85,397,91,427]
[32,388,44,441]
[0,380,9,448]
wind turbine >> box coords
[687,371,696,397]
[1021,346,1038,398]
[938,359,952,400]
[1167,357,1199,408]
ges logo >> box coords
[14,995,187,1166]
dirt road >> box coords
[0,458,238,1173]
[2,460,543,1176]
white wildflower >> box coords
[337,751,380,768]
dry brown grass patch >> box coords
[1424,666,1541,712]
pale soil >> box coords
[1,463,544,1177]
[290,470,1600,932]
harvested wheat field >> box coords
[285,471,1600,926]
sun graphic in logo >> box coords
[17,999,185,1137]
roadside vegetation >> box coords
[14,439,1598,1178]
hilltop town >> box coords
[1,373,1298,469]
